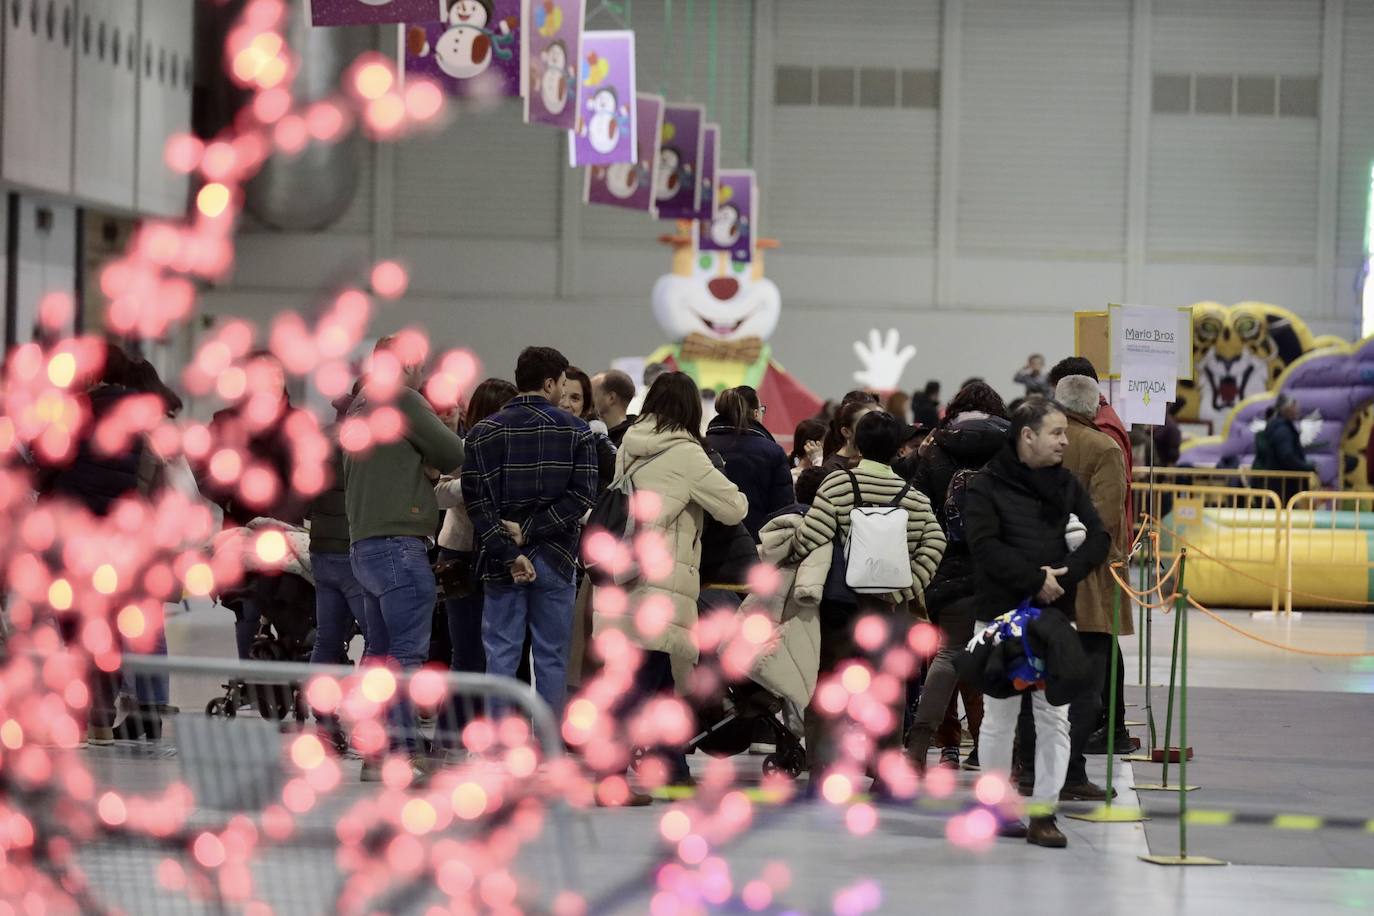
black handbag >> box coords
[434,553,476,600]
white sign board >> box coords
[1120,363,1175,426]
[1114,303,1181,426]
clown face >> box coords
[539,41,569,114]
[652,249,780,343]
[587,88,620,153]
[655,147,681,201]
[709,203,741,248]
[433,0,495,79]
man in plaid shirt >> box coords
[462,346,598,717]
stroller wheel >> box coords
[254,685,292,721]
[762,753,804,779]
[205,697,235,718]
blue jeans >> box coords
[350,536,436,752]
[309,551,367,665]
[482,554,575,719]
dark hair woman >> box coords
[559,366,596,421]
[705,386,794,539]
[435,377,519,744]
[560,366,617,490]
[789,418,828,480]
[821,398,881,473]
[593,371,747,797]
[464,378,520,433]
[900,381,1012,773]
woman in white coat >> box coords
[592,371,747,795]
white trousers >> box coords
[980,689,1070,815]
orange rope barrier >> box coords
[1151,516,1374,607]
[1186,595,1374,658]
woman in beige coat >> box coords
[592,372,747,790]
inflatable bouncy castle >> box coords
[1178,303,1374,489]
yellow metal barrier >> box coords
[1138,483,1285,612]
[1283,491,1374,613]
[1135,465,1320,495]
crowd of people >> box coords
[32,336,1146,847]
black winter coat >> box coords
[705,419,794,540]
[204,399,306,528]
[955,605,1090,705]
[1254,416,1312,473]
[40,385,145,517]
[963,445,1110,621]
[906,414,1010,616]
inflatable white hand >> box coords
[852,328,916,391]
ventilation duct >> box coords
[242,1,369,231]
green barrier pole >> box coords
[1140,583,1224,866]
[1179,587,1190,856]
[1137,563,1145,688]
[1105,582,1122,805]
[1068,580,1146,824]
[1160,549,1186,787]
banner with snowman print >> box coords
[585,93,664,214]
[567,30,636,167]
[405,0,522,98]
[693,123,720,221]
[521,0,583,129]
[308,0,444,26]
[653,104,704,221]
[699,169,755,264]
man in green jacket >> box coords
[344,335,465,779]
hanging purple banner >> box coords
[521,0,583,129]
[405,0,522,98]
[693,123,720,221]
[585,94,664,214]
[654,103,704,220]
[308,0,443,26]
[567,30,636,167]
[699,169,754,264]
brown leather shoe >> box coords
[1060,781,1116,802]
[1027,815,1068,848]
[997,819,1028,839]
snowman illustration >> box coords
[708,202,742,248]
[536,39,572,115]
[584,87,631,154]
[408,0,518,82]
[655,146,685,201]
[601,162,642,199]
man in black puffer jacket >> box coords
[963,397,1110,849]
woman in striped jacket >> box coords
[788,410,946,790]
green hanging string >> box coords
[660,0,673,97]
[683,0,694,100]
[707,0,718,125]
[719,4,730,162]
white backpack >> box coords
[842,471,915,594]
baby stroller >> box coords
[671,575,809,780]
[685,679,808,778]
[207,570,320,721]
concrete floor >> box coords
[77,602,1374,914]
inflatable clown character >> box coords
[648,230,822,437]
